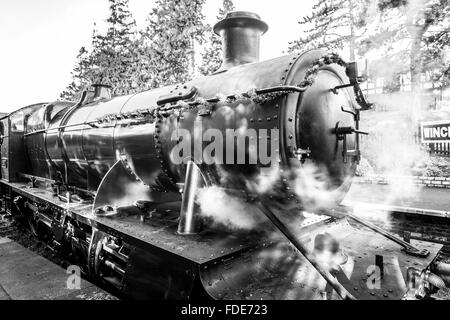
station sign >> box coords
[421,120,450,143]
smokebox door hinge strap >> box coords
[330,62,373,111]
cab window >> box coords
[10,111,24,132]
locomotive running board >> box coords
[93,160,180,216]
[346,212,430,258]
[256,201,356,300]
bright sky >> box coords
[0,0,313,113]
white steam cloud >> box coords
[196,185,266,230]
[196,162,353,231]
[291,163,348,213]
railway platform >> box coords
[343,182,450,217]
[0,237,116,300]
[343,182,450,259]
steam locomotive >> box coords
[1,11,448,300]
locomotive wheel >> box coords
[24,212,39,237]
[88,228,106,278]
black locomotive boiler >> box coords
[0,12,448,300]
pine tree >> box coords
[423,22,450,89]
[141,0,207,87]
[422,10,450,89]
[60,46,91,101]
[60,0,140,100]
[199,0,235,75]
[90,0,139,95]
[288,0,370,60]
[361,0,449,90]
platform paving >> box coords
[0,237,116,300]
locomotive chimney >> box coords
[214,11,268,71]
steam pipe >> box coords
[434,262,450,285]
[423,271,447,290]
[434,262,450,278]
[407,267,449,298]
[257,201,356,300]
[177,161,204,235]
